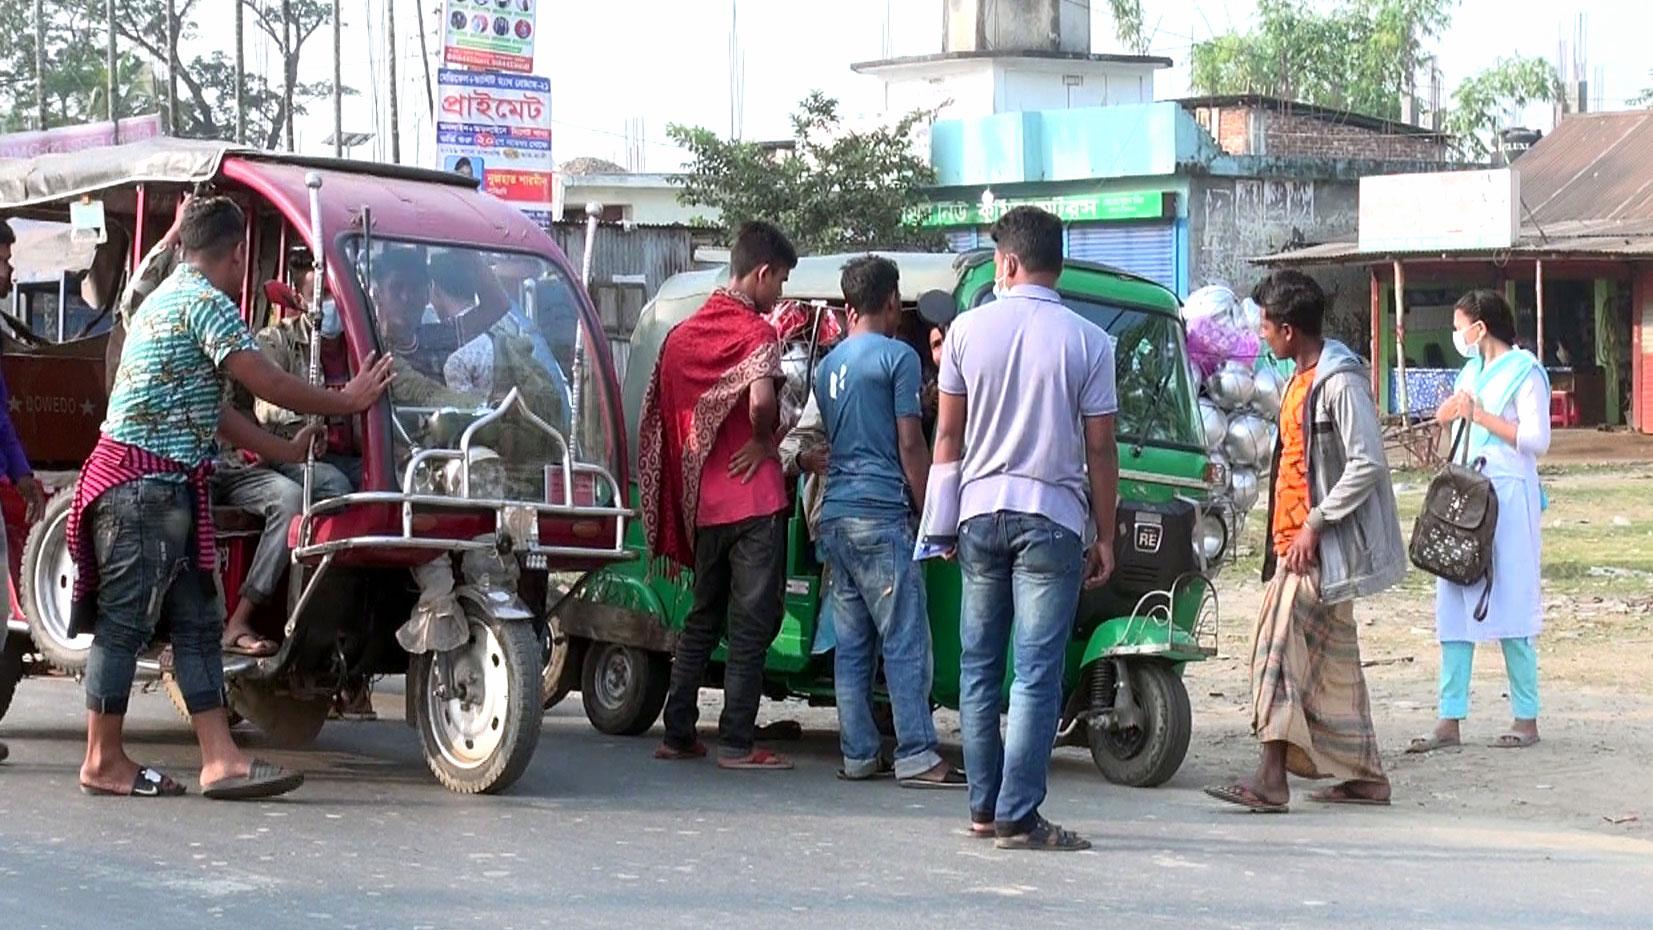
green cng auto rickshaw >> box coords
[547,251,1227,786]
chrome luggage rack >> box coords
[1104,571,1220,658]
[292,388,634,567]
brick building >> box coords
[1183,94,1451,164]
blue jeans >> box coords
[820,515,941,780]
[84,480,225,716]
[957,511,1083,832]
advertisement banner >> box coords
[436,68,553,225]
[442,0,538,73]
[0,114,163,159]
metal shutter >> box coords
[1065,222,1176,289]
[946,228,986,253]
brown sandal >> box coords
[717,748,793,770]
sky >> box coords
[190,0,1653,172]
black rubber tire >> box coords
[410,604,543,795]
[20,492,92,674]
[228,680,330,749]
[1088,661,1192,788]
[0,632,25,723]
[541,619,584,711]
[580,641,669,737]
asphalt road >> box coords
[1,676,1649,930]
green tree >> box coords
[0,0,341,148]
[1442,56,1560,160]
[668,92,941,254]
[1103,0,1151,55]
[1190,0,1454,121]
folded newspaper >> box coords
[913,461,961,560]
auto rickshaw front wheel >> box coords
[580,641,669,736]
[1087,660,1192,788]
[410,603,543,795]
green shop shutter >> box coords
[1065,222,1176,289]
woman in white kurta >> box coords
[1409,290,1549,754]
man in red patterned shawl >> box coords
[640,221,798,770]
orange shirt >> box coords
[1271,364,1317,556]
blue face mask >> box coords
[319,299,342,338]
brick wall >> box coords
[1200,104,1449,163]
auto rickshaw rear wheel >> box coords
[20,492,93,674]
[1087,660,1191,788]
[161,672,243,728]
[410,602,543,794]
[227,680,330,748]
[580,641,669,737]
[541,616,583,711]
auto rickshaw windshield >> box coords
[343,236,616,503]
[1067,296,1204,451]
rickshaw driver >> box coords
[68,196,396,799]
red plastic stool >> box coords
[1550,390,1579,428]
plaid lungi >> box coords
[1250,570,1387,784]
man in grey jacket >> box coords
[1206,270,1405,814]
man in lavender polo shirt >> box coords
[933,206,1119,851]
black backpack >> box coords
[1408,421,1498,620]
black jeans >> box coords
[661,512,786,758]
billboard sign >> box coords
[435,68,553,225]
[0,114,162,159]
[1359,169,1521,253]
[442,0,537,73]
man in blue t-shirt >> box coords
[814,256,964,789]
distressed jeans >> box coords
[661,512,787,758]
[210,464,303,607]
[820,515,941,780]
[84,479,225,716]
[957,511,1084,833]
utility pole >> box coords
[387,0,401,164]
[236,0,246,144]
[283,0,296,150]
[333,0,343,157]
[107,0,119,141]
[412,0,435,118]
[33,0,46,130]
[167,0,179,134]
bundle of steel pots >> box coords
[1183,285,1287,544]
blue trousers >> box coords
[957,511,1083,833]
[1439,638,1540,721]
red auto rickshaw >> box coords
[0,139,631,793]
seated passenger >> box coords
[428,251,572,428]
[252,289,361,501]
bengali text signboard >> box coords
[436,68,553,226]
[442,0,538,73]
[1359,169,1520,253]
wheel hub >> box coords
[425,620,509,770]
[594,648,633,708]
[33,510,93,657]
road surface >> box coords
[1,676,1648,929]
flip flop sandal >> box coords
[222,634,279,658]
[202,759,304,801]
[1406,734,1462,754]
[81,766,187,798]
[653,741,708,761]
[993,816,1092,852]
[1489,733,1540,749]
[898,765,968,790]
[717,749,794,771]
[1203,784,1289,813]
[1309,786,1392,806]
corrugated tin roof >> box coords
[1518,111,1653,227]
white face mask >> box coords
[1451,322,1482,359]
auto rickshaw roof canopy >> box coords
[0,137,475,212]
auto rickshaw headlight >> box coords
[1195,511,1229,565]
[441,447,506,499]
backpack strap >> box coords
[1473,563,1493,622]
